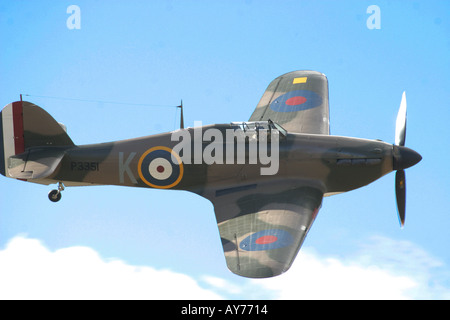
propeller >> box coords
[395,92,407,147]
[393,92,421,228]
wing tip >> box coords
[278,70,328,79]
[227,264,290,279]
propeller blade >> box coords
[395,169,406,228]
[395,91,407,146]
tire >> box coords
[48,190,62,202]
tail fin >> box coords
[0,101,74,178]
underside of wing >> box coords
[249,70,329,135]
[207,181,323,278]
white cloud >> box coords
[248,236,450,300]
[0,235,448,300]
[250,249,417,300]
[0,235,222,300]
[201,275,242,295]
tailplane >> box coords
[0,101,74,179]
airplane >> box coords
[0,70,421,278]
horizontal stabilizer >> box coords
[8,148,65,180]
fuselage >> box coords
[45,123,394,197]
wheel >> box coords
[48,189,62,202]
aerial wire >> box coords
[22,93,185,129]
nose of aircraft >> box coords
[393,145,422,170]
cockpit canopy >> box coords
[230,120,287,139]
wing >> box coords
[249,70,329,135]
[208,181,323,278]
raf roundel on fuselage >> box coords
[138,146,184,189]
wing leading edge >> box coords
[207,181,323,278]
[249,70,329,135]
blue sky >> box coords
[0,0,449,299]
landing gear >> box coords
[48,182,65,202]
[48,189,61,202]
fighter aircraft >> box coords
[0,71,421,278]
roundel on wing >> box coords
[240,229,294,251]
[138,146,184,189]
[270,89,322,112]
